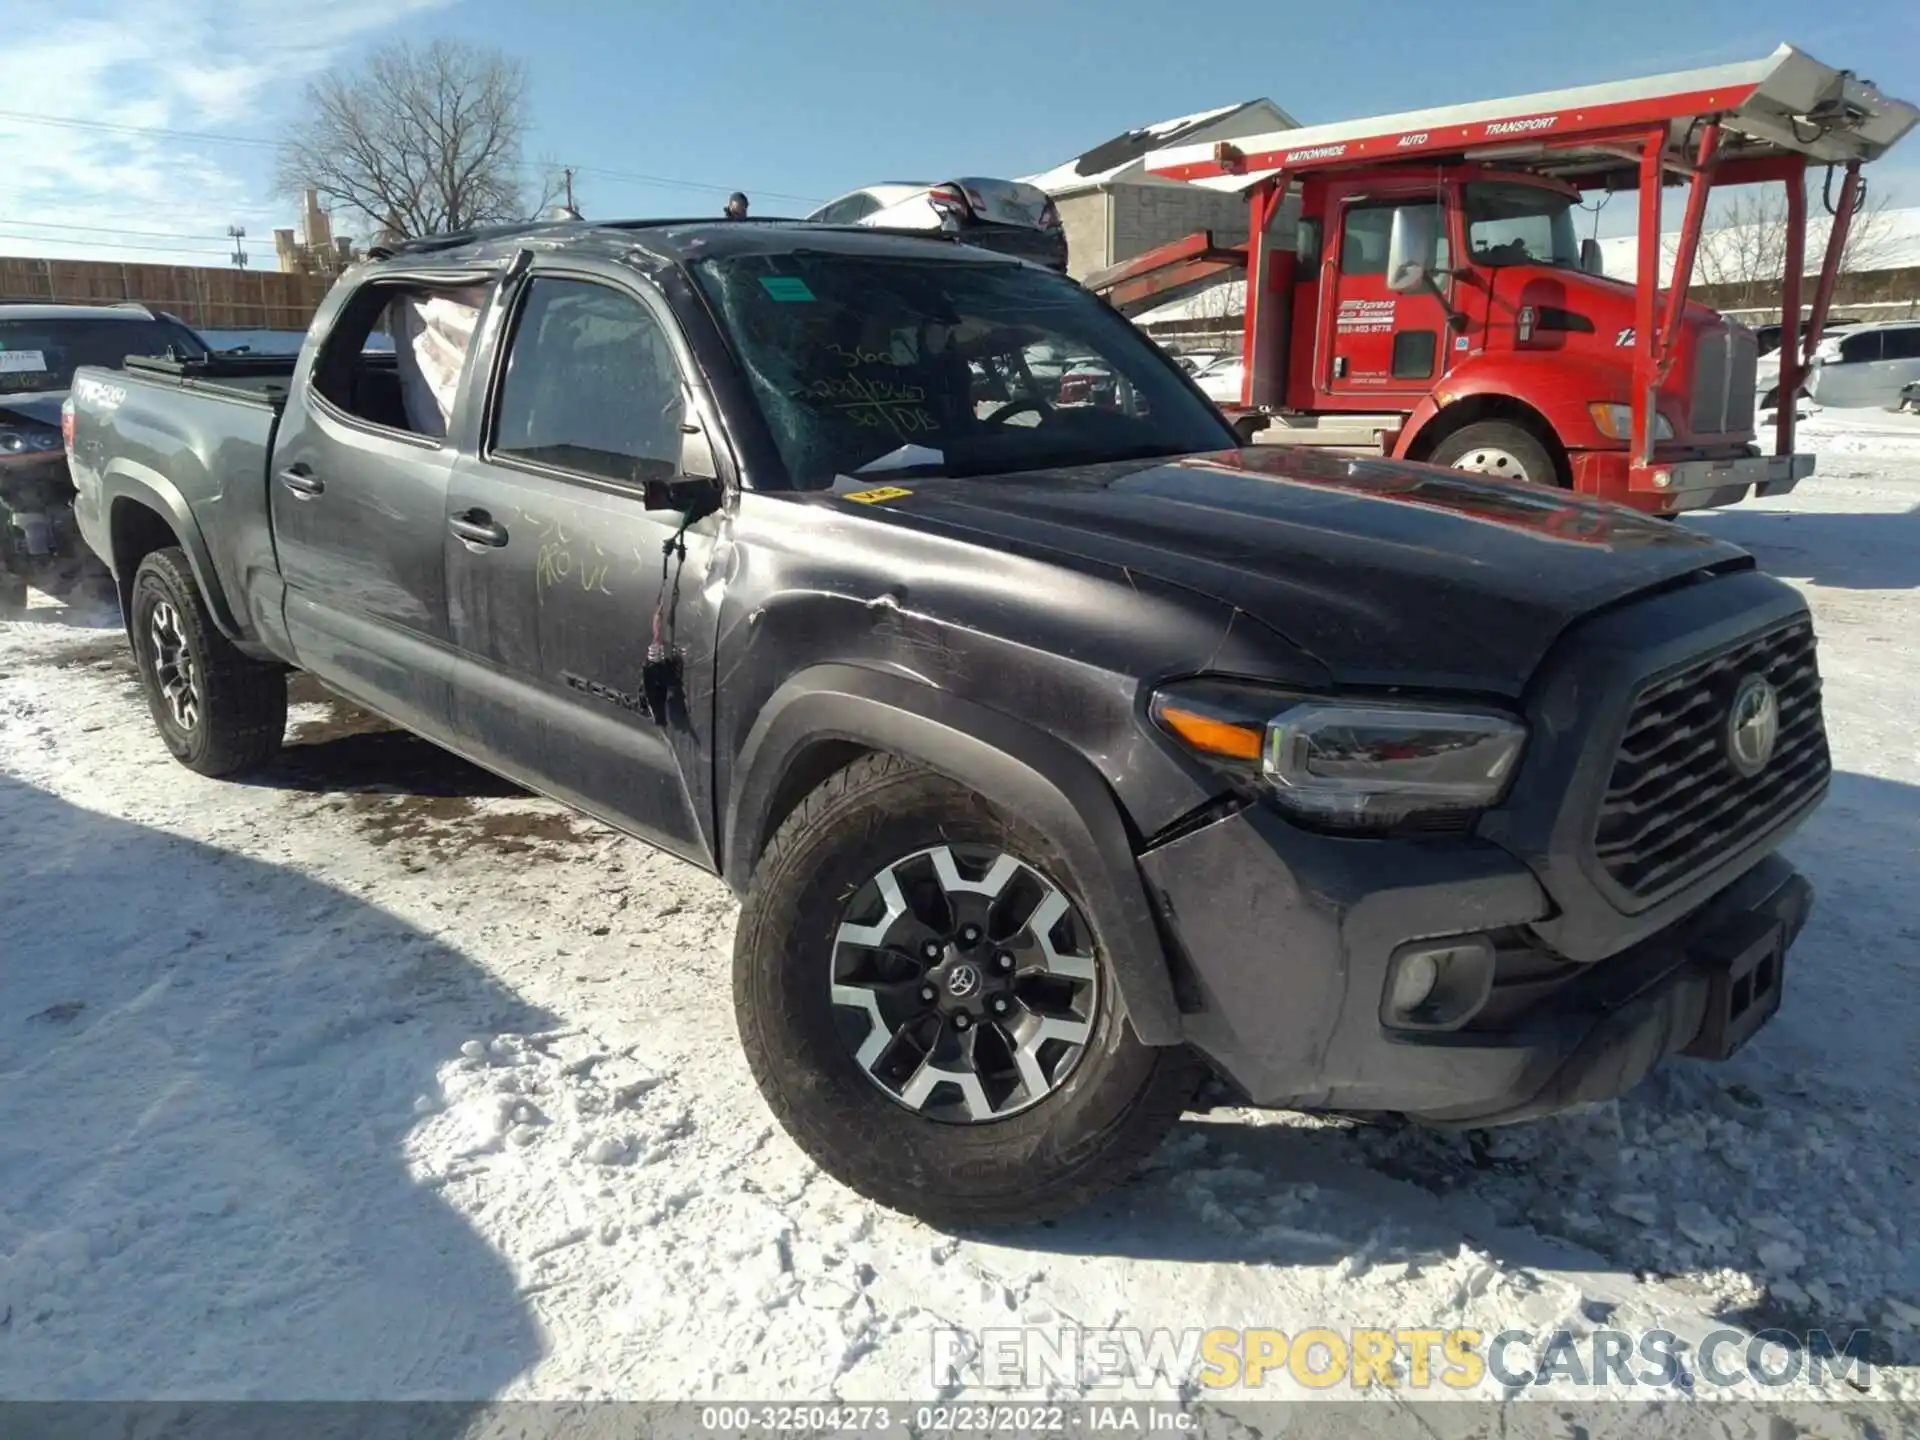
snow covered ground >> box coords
[2,412,1917,1418]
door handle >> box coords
[278,467,324,497]
[449,510,509,547]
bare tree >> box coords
[1695,181,1896,309]
[1191,277,1244,339]
[277,39,563,240]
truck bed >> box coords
[123,352,296,409]
[71,356,294,643]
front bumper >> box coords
[0,452,81,563]
[1136,568,1825,1123]
[1569,449,1813,514]
[1628,452,1814,512]
[1140,804,1811,1123]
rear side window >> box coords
[814,194,882,225]
[313,279,489,438]
[1882,326,1920,361]
[490,276,687,485]
[1837,330,1884,364]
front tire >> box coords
[734,753,1199,1227]
[1429,421,1560,488]
[129,547,286,776]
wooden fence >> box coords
[0,256,332,331]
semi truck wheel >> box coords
[1430,422,1559,488]
[129,547,287,777]
[734,752,1200,1227]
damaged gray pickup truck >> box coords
[67,218,1829,1226]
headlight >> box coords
[0,428,60,454]
[1587,402,1673,442]
[1150,681,1528,832]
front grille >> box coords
[1593,617,1829,902]
[1689,324,1759,436]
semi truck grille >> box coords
[1593,616,1828,902]
[1689,324,1759,436]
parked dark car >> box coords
[1,301,208,613]
[68,219,1826,1225]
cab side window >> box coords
[1340,202,1449,277]
[490,277,688,485]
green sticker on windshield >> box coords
[759,275,815,302]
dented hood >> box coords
[838,447,1744,695]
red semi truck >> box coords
[1090,45,1916,514]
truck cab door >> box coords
[269,276,488,737]
[1319,198,1455,402]
[440,269,723,867]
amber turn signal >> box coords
[1152,701,1263,761]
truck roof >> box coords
[1147,43,1918,190]
[364,218,1001,271]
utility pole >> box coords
[227,224,249,269]
[550,167,583,223]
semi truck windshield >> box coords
[1464,184,1581,269]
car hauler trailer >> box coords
[1090,45,1916,513]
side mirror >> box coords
[644,416,723,517]
[1386,207,1438,295]
[643,473,722,516]
[1580,237,1604,276]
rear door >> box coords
[270,273,491,735]
[1881,325,1920,400]
[1320,197,1454,401]
[440,267,724,865]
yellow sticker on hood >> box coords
[842,486,913,505]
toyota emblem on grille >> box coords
[1725,674,1780,778]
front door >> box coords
[442,270,722,865]
[1321,198,1455,401]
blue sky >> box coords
[1,0,1915,267]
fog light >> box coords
[1652,470,1672,489]
[1382,936,1497,1030]
[1388,951,1442,1014]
